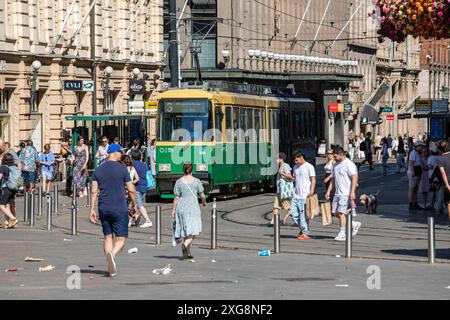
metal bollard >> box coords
[211,198,217,249]
[23,191,29,223]
[345,212,353,258]
[428,217,436,264]
[29,192,35,227]
[86,182,91,208]
[274,214,280,254]
[155,206,161,245]
[71,186,77,236]
[46,196,52,231]
[38,187,42,216]
[54,185,58,215]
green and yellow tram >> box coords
[155,84,315,199]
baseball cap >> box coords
[107,144,122,154]
[414,140,425,147]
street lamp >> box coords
[103,66,113,112]
[132,67,140,78]
[29,60,41,113]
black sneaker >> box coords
[409,203,416,211]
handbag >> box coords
[279,178,294,200]
[413,165,423,177]
[146,170,156,190]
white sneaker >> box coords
[107,251,117,277]
[140,221,153,228]
[334,231,346,242]
[352,221,362,237]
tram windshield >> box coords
[158,99,213,142]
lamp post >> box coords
[30,60,41,113]
[103,66,113,112]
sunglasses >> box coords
[327,153,333,155]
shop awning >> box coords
[360,105,379,125]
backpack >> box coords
[360,140,367,152]
[3,166,23,191]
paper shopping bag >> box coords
[321,201,332,226]
[306,194,320,220]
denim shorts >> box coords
[99,209,129,238]
[22,171,36,186]
[41,171,54,181]
[136,191,146,209]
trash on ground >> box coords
[233,280,239,283]
[211,260,216,263]
[20,284,24,287]
[24,257,44,262]
[336,255,341,258]
[5,268,23,272]
[335,284,349,287]
[152,264,172,275]
[258,250,271,257]
[63,239,73,242]
[446,286,450,289]
[190,259,196,263]
[39,265,55,272]
[128,247,138,254]
[89,276,94,280]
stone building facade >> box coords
[0,0,164,151]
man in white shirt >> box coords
[291,152,316,240]
[326,147,362,242]
[407,141,424,210]
[96,136,110,165]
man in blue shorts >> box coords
[89,144,137,277]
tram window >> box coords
[254,109,264,142]
[226,107,233,142]
[233,107,242,142]
[214,107,224,142]
[292,110,306,140]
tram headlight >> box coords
[196,164,208,172]
[159,164,171,172]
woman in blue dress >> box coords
[172,162,206,259]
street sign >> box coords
[145,101,158,114]
[128,100,145,113]
[415,99,431,113]
[431,99,449,114]
[129,79,146,95]
[404,113,412,119]
[386,114,394,121]
[82,81,94,92]
[64,80,83,91]
[344,103,352,112]
[398,114,405,120]
[328,103,344,112]
[381,106,393,113]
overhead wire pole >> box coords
[329,0,365,49]
[51,0,78,53]
[176,0,190,87]
[291,0,313,49]
[111,0,147,58]
[90,0,97,122]
[310,0,332,53]
[169,0,180,88]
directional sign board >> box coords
[381,106,393,113]
[386,114,394,121]
[415,99,431,114]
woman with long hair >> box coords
[73,136,89,198]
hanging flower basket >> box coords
[369,0,449,43]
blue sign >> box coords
[432,99,449,114]
[430,118,444,141]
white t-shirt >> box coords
[408,150,421,177]
[331,158,358,196]
[293,162,316,199]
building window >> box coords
[191,0,217,69]
[104,91,116,113]
[0,90,9,113]
[76,92,85,113]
